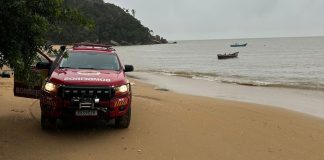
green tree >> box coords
[0,0,91,82]
[131,9,136,17]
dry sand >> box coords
[1,74,324,160]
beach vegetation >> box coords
[0,0,90,83]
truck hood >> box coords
[49,68,126,86]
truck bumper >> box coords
[40,91,131,120]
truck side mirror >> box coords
[124,65,134,72]
[36,62,51,70]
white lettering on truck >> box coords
[64,77,111,82]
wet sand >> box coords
[129,72,324,118]
[1,75,324,160]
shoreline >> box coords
[1,73,324,159]
[128,72,324,119]
[131,70,324,91]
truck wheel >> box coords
[41,114,56,130]
[115,107,131,129]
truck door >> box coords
[14,52,53,99]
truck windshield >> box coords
[59,51,120,71]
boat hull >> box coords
[230,43,247,47]
[217,52,239,59]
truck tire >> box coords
[115,107,131,129]
[41,113,56,130]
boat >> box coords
[217,52,239,59]
[230,43,247,47]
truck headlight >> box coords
[114,84,129,94]
[44,82,58,93]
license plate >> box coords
[75,110,98,116]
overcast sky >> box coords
[104,0,324,40]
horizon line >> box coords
[170,35,324,41]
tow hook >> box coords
[98,107,108,113]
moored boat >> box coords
[217,52,239,59]
[230,43,247,47]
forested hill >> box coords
[46,0,167,45]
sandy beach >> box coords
[1,74,324,160]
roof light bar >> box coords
[73,43,115,51]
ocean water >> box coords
[116,37,324,91]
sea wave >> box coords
[136,69,324,91]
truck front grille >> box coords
[59,86,115,100]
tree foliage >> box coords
[0,0,90,81]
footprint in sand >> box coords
[10,109,25,113]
